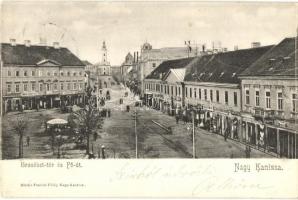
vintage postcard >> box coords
[0,0,297,198]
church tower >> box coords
[102,41,108,65]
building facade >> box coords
[1,40,86,113]
[139,42,198,95]
[239,37,298,158]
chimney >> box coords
[24,40,31,47]
[251,42,261,48]
[234,45,238,51]
[53,42,60,49]
[10,38,16,46]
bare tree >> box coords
[13,117,28,158]
[69,86,103,155]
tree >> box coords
[68,86,103,155]
[13,117,28,158]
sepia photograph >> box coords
[0,0,297,198]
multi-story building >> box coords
[1,39,86,113]
[120,52,135,83]
[139,42,198,95]
[144,57,196,111]
[239,37,298,158]
[184,45,273,141]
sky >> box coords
[1,1,297,65]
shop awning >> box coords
[47,118,68,125]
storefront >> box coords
[241,116,297,158]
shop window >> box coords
[225,91,229,105]
[292,94,298,112]
[266,91,271,109]
[255,90,260,107]
[277,92,283,110]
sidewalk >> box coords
[144,107,275,158]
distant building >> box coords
[251,42,261,48]
[83,60,95,73]
[120,52,134,83]
[1,39,86,113]
[139,42,198,95]
[94,41,111,76]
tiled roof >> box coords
[1,43,85,66]
[142,47,196,61]
[184,45,274,84]
[82,60,93,66]
[240,37,296,76]
[145,57,197,80]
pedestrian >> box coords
[101,145,106,159]
[107,109,111,117]
[93,132,98,141]
[175,115,179,124]
[182,109,187,124]
[26,136,30,146]
[245,145,251,158]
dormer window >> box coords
[220,72,225,77]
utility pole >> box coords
[192,111,196,158]
[132,109,140,158]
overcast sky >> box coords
[1,1,297,65]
